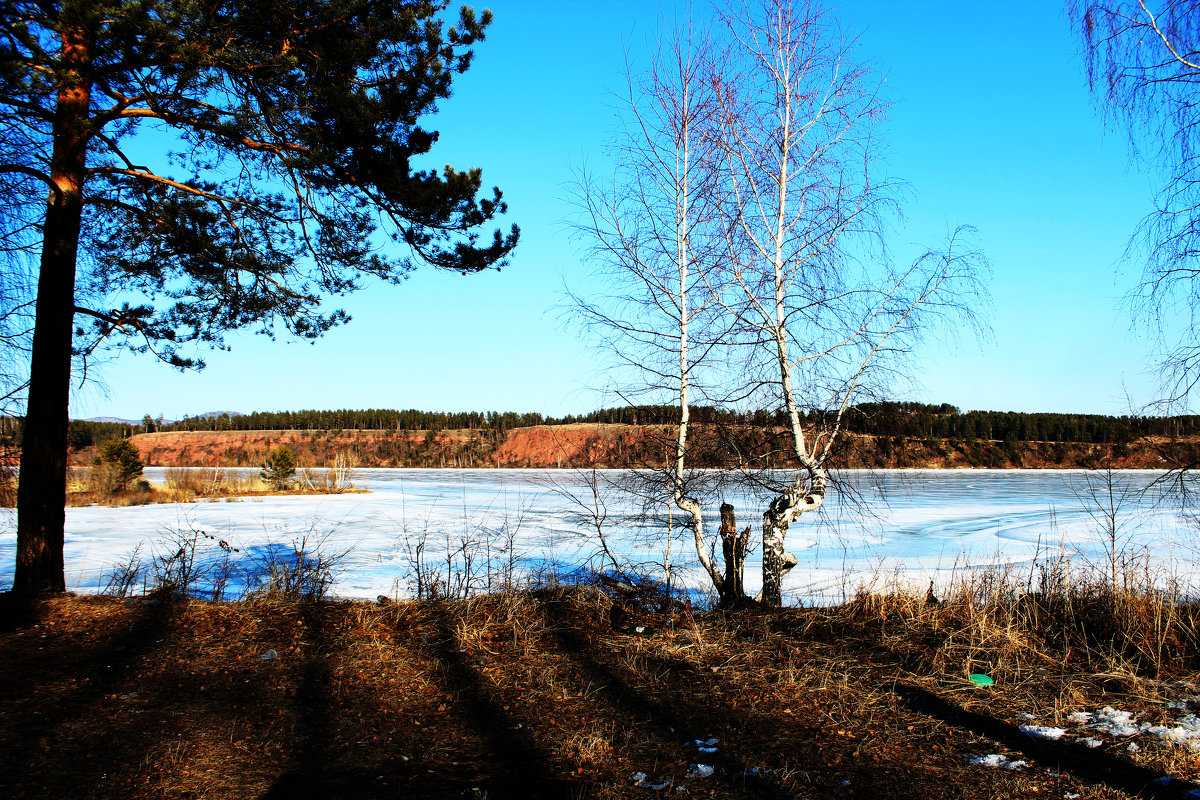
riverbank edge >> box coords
[109,425,1198,471]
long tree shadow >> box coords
[0,597,178,798]
[258,598,586,800]
[538,595,1109,799]
[413,599,587,799]
[892,682,1199,799]
[538,595,798,799]
[258,601,361,799]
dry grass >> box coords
[62,465,368,507]
[2,575,1200,799]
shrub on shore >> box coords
[260,445,296,489]
[90,438,144,498]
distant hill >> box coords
[79,410,240,425]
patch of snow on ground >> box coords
[1066,704,1200,750]
[1089,707,1141,737]
[1144,716,1200,750]
[1019,725,1067,741]
[687,764,714,778]
[965,754,1028,770]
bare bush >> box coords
[297,452,358,494]
[164,466,259,500]
[329,450,357,492]
[397,495,534,600]
[150,529,206,599]
[101,546,144,597]
[246,533,349,601]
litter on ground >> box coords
[631,772,670,790]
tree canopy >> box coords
[1074,1,1200,405]
[1,0,518,364]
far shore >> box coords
[96,425,1197,472]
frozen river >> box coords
[1,468,1196,604]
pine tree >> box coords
[261,446,296,490]
[2,0,518,598]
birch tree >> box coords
[712,0,987,606]
[575,0,985,607]
[1073,1,1200,405]
[573,20,745,602]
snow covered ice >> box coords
[1,468,1196,603]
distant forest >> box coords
[37,401,1200,451]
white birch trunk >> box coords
[758,60,826,608]
[672,85,725,595]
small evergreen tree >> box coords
[92,439,144,487]
[261,446,296,490]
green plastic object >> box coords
[968,673,994,687]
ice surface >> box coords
[0,468,1195,603]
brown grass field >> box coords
[59,465,368,508]
[3,578,1200,799]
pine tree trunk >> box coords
[13,16,92,600]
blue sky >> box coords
[70,0,1161,421]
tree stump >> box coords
[719,503,749,604]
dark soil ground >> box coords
[2,588,1200,799]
